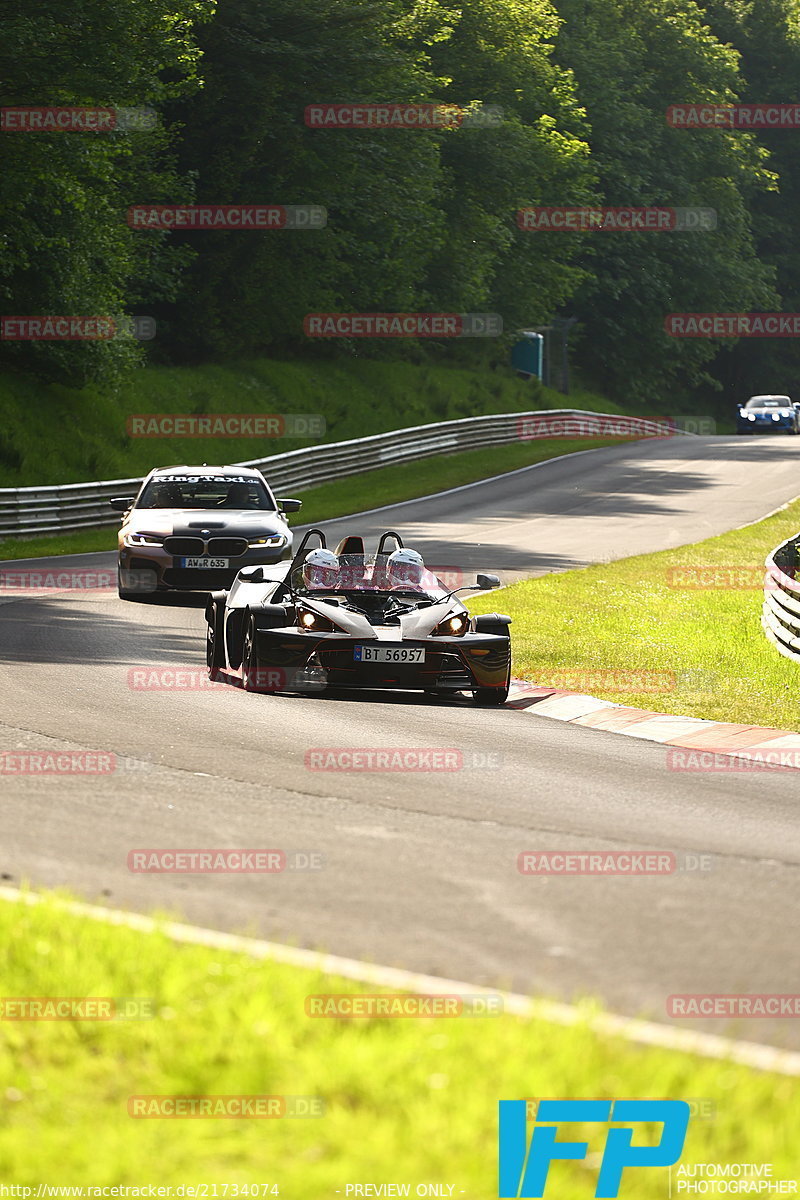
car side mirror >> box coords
[238,566,266,583]
[476,573,501,589]
[109,497,134,512]
[277,498,302,513]
[736,404,743,410]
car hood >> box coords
[125,508,289,537]
[298,595,467,640]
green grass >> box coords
[0,436,624,560]
[470,497,800,730]
[1,891,797,1193]
[0,355,622,488]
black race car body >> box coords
[205,531,512,705]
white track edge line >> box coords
[2,885,798,1076]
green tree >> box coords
[552,0,778,406]
[0,0,209,387]
[699,0,800,400]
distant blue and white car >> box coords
[736,394,800,434]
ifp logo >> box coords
[498,1099,690,1197]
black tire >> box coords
[241,612,279,694]
[473,620,511,638]
[472,685,509,706]
[471,615,511,705]
[118,566,142,602]
[206,598,226,679]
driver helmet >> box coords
[386,548,425,587]
[302,548,340,589]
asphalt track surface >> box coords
[3,434,800,1047]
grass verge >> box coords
[1,891,797,1193]
[470,496,800,730]
[0,355,621,488]
[0,436,625,560]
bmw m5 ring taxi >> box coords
[112,464,301,599]
[205,530,512,705]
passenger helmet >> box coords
[386,548,424,587]
[302,548,340,589]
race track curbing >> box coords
[507,681,800,770]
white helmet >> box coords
[386,547,424,587]
[302,548,340,589]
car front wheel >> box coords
[472,685,509,706]
[206,599,226,679]
[242,613,280,694]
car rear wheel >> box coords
[242,615,260,692]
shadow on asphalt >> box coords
[0,595,201,665]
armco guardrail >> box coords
[0,410,688,539]
[762,535,800,662]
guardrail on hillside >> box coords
[762,535,800,662]
[0,410,687,540]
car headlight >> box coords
[746,413,756,421]
[297,606,337,633]
[249,534,287,548]
[772,413,781,422]
[125,532,165,546]
[433,613,469,636]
